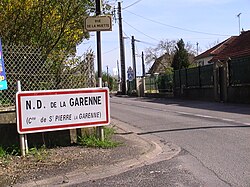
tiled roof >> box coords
[212,30,250,61]
[194,36,237,60]
[195,30,250,62]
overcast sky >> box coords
[77,0,250,76]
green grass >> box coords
[0,145,20,158]
[0,147,6,158]
[0,127,119,159]
[29,145,49,162]
[78,126,121,148]
[0,145,48,161]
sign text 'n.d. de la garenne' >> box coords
[16,88,110,134]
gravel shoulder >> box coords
[0,122,155,187]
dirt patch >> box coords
[0,134,144,186]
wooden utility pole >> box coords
[118,2,126,94]
[117,60,121,91]
[106,65,109,88]
[196,42,199,56]
[141,51,145,77]
[131,36,137,90]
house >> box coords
[148,53,172,74]
[148,45,195,74]
[194,30,250,65]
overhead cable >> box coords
[123,0,143,10]
[123,20,160,41]
[124,10,232,37]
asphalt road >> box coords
[107,97,250,187]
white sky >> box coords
[76,0,250,76]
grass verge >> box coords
[0,145,20,158]
[78,126,121,148]
[28,146,49,162]
[0,126,120,159]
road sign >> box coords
[16,88,110,134]
[85,15,112,32]
[127,66,134,81]
[0,38,7,90]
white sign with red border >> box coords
[16,88,110,134]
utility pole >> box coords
[106,65,109,88]
[95,0,104,141]
[96,0,102,87]
[196,42,199,56]
[237,13,242,35]
[131,36,137,90]
[141,52,146,97]
[118,2,126,94]
[141,51,145,77]
[117,60,121,91]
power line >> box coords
[138,40,158,46]
[108,0,118,6]
[123,20,160,41]
[123,0,143,10]
[124,10,232,37]
[103,40,130,55]
[103,46,119,54]
[123,31,130,38]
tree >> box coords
[0,0,113,88]
[145,39,177,65]
[0,0,94,58]
[95,71,116,91]
[145,39,196,73]
[172,39,190,70]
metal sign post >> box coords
[95,0,104,141]
[17,81,28,156]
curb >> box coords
[15,119,180,187]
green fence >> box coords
[174,64,214,89]
[229,56,250,85]
[145,74,173,93]
[157,73,173,92]
[145,76,158,93]
[200,64,214,87]
[186,67,199,87]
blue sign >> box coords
[127,66,134,82]
[0,38,7,90]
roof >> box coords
[195,30,250,62]
[212,30,250,61]
[194,36,237,60]
[148,53,171,74]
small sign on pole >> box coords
[127,66,134,82]
[16,88,110,134]
[85,15,112,32]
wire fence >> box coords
[0,45,95,108]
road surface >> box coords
[108,96,250,187]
